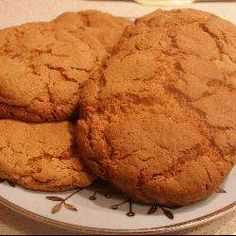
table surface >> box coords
[0,0,235,234]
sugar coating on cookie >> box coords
[0,120,94,191]
[77,9,236,206]
[0,11,130,122]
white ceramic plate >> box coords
[0,167,235,234]
[0,1,235,234]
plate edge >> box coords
[0,194,235,235]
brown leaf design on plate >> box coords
[64,203,78,212]
[89,191,97,201]
[52,203,62,214]
[126,211,135,217]
[104,193,112,199]
[216,187,226,193]
[110,205,118,210]
[161,207,174,220]
[7,180,16,187]
[46,196,65,201]
[148,204,158,214]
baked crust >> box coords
[77,9,236,206]
[0,11,130,122]
[0,120,94,191]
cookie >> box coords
[0,120,94,191]
[52,10,131,53]
[76,9,236,206]
[0,11,130,122]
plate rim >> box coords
[0,194,235,235]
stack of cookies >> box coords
[0,9,235,206]
[0,10,130,192]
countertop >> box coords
[0,0,235,234]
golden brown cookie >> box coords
[0,120,94,191]
[0,11,130,122]
[76,9,236,206]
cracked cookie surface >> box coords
[0,11,130,122]
[53,10,131,53]
[76,9,236,206]
[0,120,94,191]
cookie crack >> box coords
[164,81,234,170]
[166,84,233,130]
[199,23,225,60]
[45,64,79,83]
